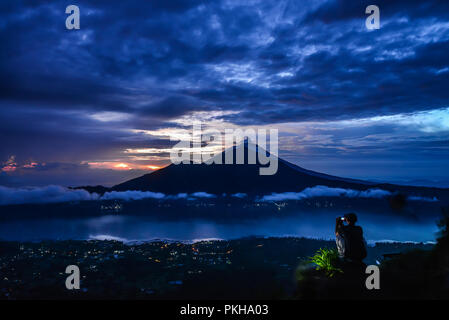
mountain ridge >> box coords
[97,143,449,200]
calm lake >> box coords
[0,212,439,243]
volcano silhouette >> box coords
[112,142,388,195]
[107,142,449,201]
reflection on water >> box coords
[0,212,439,243]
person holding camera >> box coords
[335,213,367,263]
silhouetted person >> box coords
[335,213,367,263]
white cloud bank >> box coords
[0,185,100,205]
[0,185,438,205]
[101,190,165,201]
[259,186,393,201]
[0,186,217,205]
[231,193,247,198]
[408,195,438,202]
[259,186,439,202]
[190,192,216,198]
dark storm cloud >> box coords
[2,0,448,122]
[305,0,449,23]
[0,102,174,167]
[138,96,211,119]
[0,0,448,186]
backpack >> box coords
[342,225,367,261]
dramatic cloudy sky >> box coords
[1,0,449,187]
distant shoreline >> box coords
[0,235,437,246]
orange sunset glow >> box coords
[87,162,161,171]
